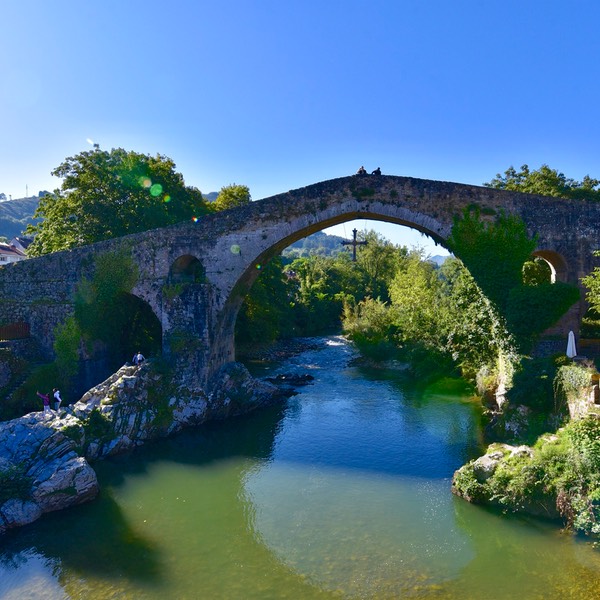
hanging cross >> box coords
[341,228,367,261]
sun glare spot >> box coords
[138,177,152,188]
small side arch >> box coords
[531,250,569,283]
[169,255,207,283]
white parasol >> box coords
[566,330,577,359]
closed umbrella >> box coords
[566,330,577,358]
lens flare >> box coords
[256,264,262,270]
[163,195,171,203]
[192,216,199,223]
[138,177,152,189]
[150,183,163,197]
[230,245,241,255]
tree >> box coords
[214,184,251,211]
[448,208,537,313]
[582,252,600,315]
[484,164,600,200]
[26,147,208,256]
[355,230,408,300]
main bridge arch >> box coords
[1,174,599,390]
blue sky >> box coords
[2,1,599,253]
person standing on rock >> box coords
[133,351,145,366]
[53,388,62,411]
[36,391,52,417]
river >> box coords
[1,336,600,599]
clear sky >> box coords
[2,1,599,254]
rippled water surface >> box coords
[2,337,600,599]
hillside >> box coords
[283,231,346,258]
[0,197,40,239]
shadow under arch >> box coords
[532,249,569,283]
[76,291,163,393]
[169,254,207,283]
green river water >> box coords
[1,336,600,599]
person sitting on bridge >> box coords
[356,166,367,176]
[371,167,381,175]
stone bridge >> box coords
[1,174,599,389]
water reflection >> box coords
[2,337,600,598]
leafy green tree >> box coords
[447,208,537,312]
[522,257,552,286]
[485,164,600,200]
[388,252,447,347]
[582,251,600,315]
[26,147,207,255]
[438,258,508,374]
[214,184,251,211]
[235,257,294,344]
[355,230,407,300]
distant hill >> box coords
[0,196,40,239]
[428,254,451,267]
[283,231,347,259]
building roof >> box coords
[0,243,26,257]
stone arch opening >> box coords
[73,291,162,395]
[228,217,450,359]
[531,250,568,283]
[169,254,207,283]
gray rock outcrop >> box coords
[0,360,282,535]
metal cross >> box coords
[341,228,367,262]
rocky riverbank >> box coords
[452,363,600,535]
[0,360,283,535]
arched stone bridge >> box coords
[1,174,599,389]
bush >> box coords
[7,363,61,419]
[0,465,32,504]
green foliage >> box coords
[462,414,600,534]
[162,282,188,301]
[485,164,600,201]
[452,464,487,503]
[73,251,160,367]
[388,253,447,347]
[214,184,251,211]
[508,355,564,413]
[355,230,407,300]
[236,257,295,344]
[522,257,552,285]
[447,208,537,312]
[0,465,32,504]
[8,363,60,418]
[505,282,580,351]
[553,364,593,413]
[342,297,399,361]
[60,424,84,448]
[582,251,600,316]
[26,147,208,256]
[53,316,81,383]
[580,308,600,339]
[165,329,203,355]
[83,408,112,442]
